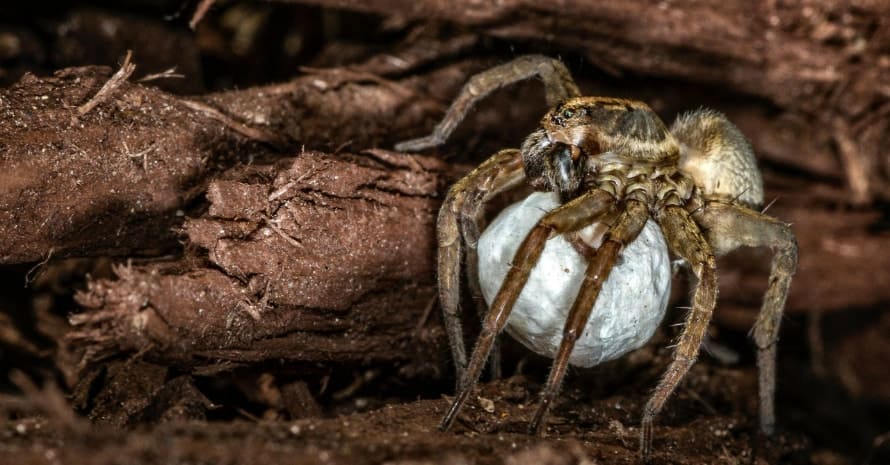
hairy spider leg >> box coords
[438,149,525,382]
[693,201,798,435]
[395,55,581,152]
[529,199,650,435]
[641,205,718,458]
[440,189,615,431]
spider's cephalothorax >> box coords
[520,97,693,208]
[395,55,797,460]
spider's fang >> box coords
[556,146,573,182]
[553,145,580,201]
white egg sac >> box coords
[477,192,672,368]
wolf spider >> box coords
[395,55,798,457]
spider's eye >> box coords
[561,109,575,119]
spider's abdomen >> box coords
[477,192,671,367]
[671,109,764,209]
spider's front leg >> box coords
[440,188,615,431]
[529,199,650,435]
[438,149,525,381]
[692,200,798,435]
[643,205,718,457]
[395,55,580,152]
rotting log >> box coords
[0,66,218,264]
[67,150,450,373]
[0,57,456,264]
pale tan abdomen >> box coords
[671,109,764,209]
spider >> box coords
[395,55,798,458]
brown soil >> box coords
[1,2,889,465]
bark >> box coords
[0,58,455,264]
[66,151,450,372]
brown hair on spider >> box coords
[520,97,681,202]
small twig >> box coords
[77,50,136,117]
[331,369,379,401]
[266,220,303,249]
[333,139,354,154]
[123,342,156,368]
[139,67,185,82]
[123,141,155,171]
[24,247,54,286]
[236,407,262,422]
[190,0,218,30]
[181,99,288,149]
[269,181,297,202]
[415,294,438,331]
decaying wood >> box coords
[66,151,450,372]
[0,66,216,264]
[0,58,452,264]
[292,0,890,204]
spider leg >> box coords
[465,243,504,380]
[692,200,798,435]
[438,149,525,382]
[395,55,581,152]
[529,199,649,435]
[440,189,615,431]
[642,205,718,458]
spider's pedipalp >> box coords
[644,205,718,458]
[440,188,615,432]
[529,199,650,435]
[438,149,525,382]
[394,55,580,152]
[692,200,798,434]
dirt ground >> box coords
[1,2,889,464]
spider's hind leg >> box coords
[643,205,718,458]
[437,149,525,382]
[395,55,581,152]
[692,200,798,435]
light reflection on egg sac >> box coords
[477,192,672,368]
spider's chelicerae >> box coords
[395,55,798,458]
